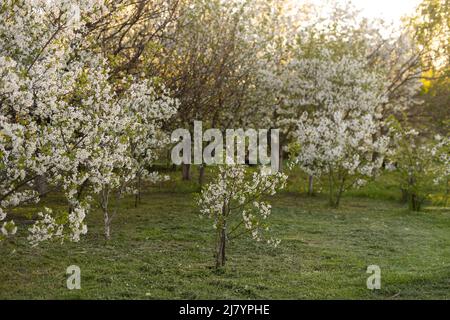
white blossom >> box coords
[198,164,287,246]
[0,0,178,244]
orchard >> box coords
[0,0,449,300]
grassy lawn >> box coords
[1,169,450,299]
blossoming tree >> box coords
[0,0,177,244]
[93,79,177,239]
[0,0,105,243]
[197,165,287,268]
[388,117,450,211]
[291,49,391,207]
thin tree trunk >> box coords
[215,203,228,268]
[182,163,191,180]
[199,165,205,188]
[410,193,421,211]
[216,222,227,268]
[104,211,111,240]
[400,188,409,203]
[407,176,421,211]
[278,143,284,172]
[101,188,112,240]
[308,175,314,196]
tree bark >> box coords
[104,211,111,240]
[215,223,227,268]
[308,175,314,196]
[215,203,228,268]
[199,165,205,188]
[278,143,284,172]
[182,163,191,180]
[410,193,421,211]
[400,188,409,203]
[34,174,48,197]
[407,176,421,211]
[101,189,112,240]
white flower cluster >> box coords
[198,165,287,244]
[27,208,63,246]
[1,206,17,239]
[290,50,390,187]
[0,0,178,244]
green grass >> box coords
[1,168,450,299]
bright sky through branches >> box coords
[347,0,421,23]
[293,0,422,26]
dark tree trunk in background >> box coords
[409,191,423,211]
[308,175,314,196]
[182,163,191,180]
[278,146,284,172]
[401,188,409,203]
[34,175,48,197]
[406,176,422,211]
[410,193,421,211]
[199,165,205,188]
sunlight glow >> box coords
[293,0,422,26]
